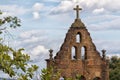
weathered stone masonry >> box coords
[46,5,109,80]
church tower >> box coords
[46,5,109,80]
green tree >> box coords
[109,56,120,80]
[41,67,83,80]
[0,10,38,80]
[41,67,60,80]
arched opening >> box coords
[81,46,87,60]
[76,32,81,43]
[79,75,86,80]
[59,76,64,80]
[71,46,76,60]
[93,77,101,80]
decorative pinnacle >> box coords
[102,49,106,54]
[102,49,106,60]
[74,5,82,19]
[49,49,53,53]
[49,49,53,60]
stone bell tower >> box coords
[46,5,109,80]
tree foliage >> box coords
[109,56,120,80]
[0,10,38,80]
[0,10,21,34]
[41,67,85,80]
[41,67,60,80]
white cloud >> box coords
[105,0,120,11]
[88,17,120,31]
[0,3,45,20]
[19,30,47,39]
[17,30,48,48]
[13,30,49,61]
[93,8,105,14]
[50,0,74,14]
[94,39,120,56]
[79,0,120,12]
[31,45,48,56]
[43,0,61,2]
[50,0,120,15]
[80,0,98,8]
[33,3,44,12]
[14,29,63,59]
[32,3,45,19]
[108,53,120,58]
[0,5,29,17]
[23,36,39,43]
[32,12,40,19]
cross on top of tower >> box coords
[74,5,82,19]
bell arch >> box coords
[93,77,101,80]
[81,46,87,60]
[71,46,77,60]
[59,76,64,80]
[76,32,81,43]
[79,75,86,80]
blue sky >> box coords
[0,0,120,78]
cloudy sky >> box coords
[0,0,120,78]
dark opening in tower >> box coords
[76,32,81,43]
[71,46,77,60]
[81,46,87,60]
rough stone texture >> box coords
[46,5,109,80]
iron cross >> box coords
[74,5,82,19]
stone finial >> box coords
[102,49,106,60]
[49,49,53,60]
